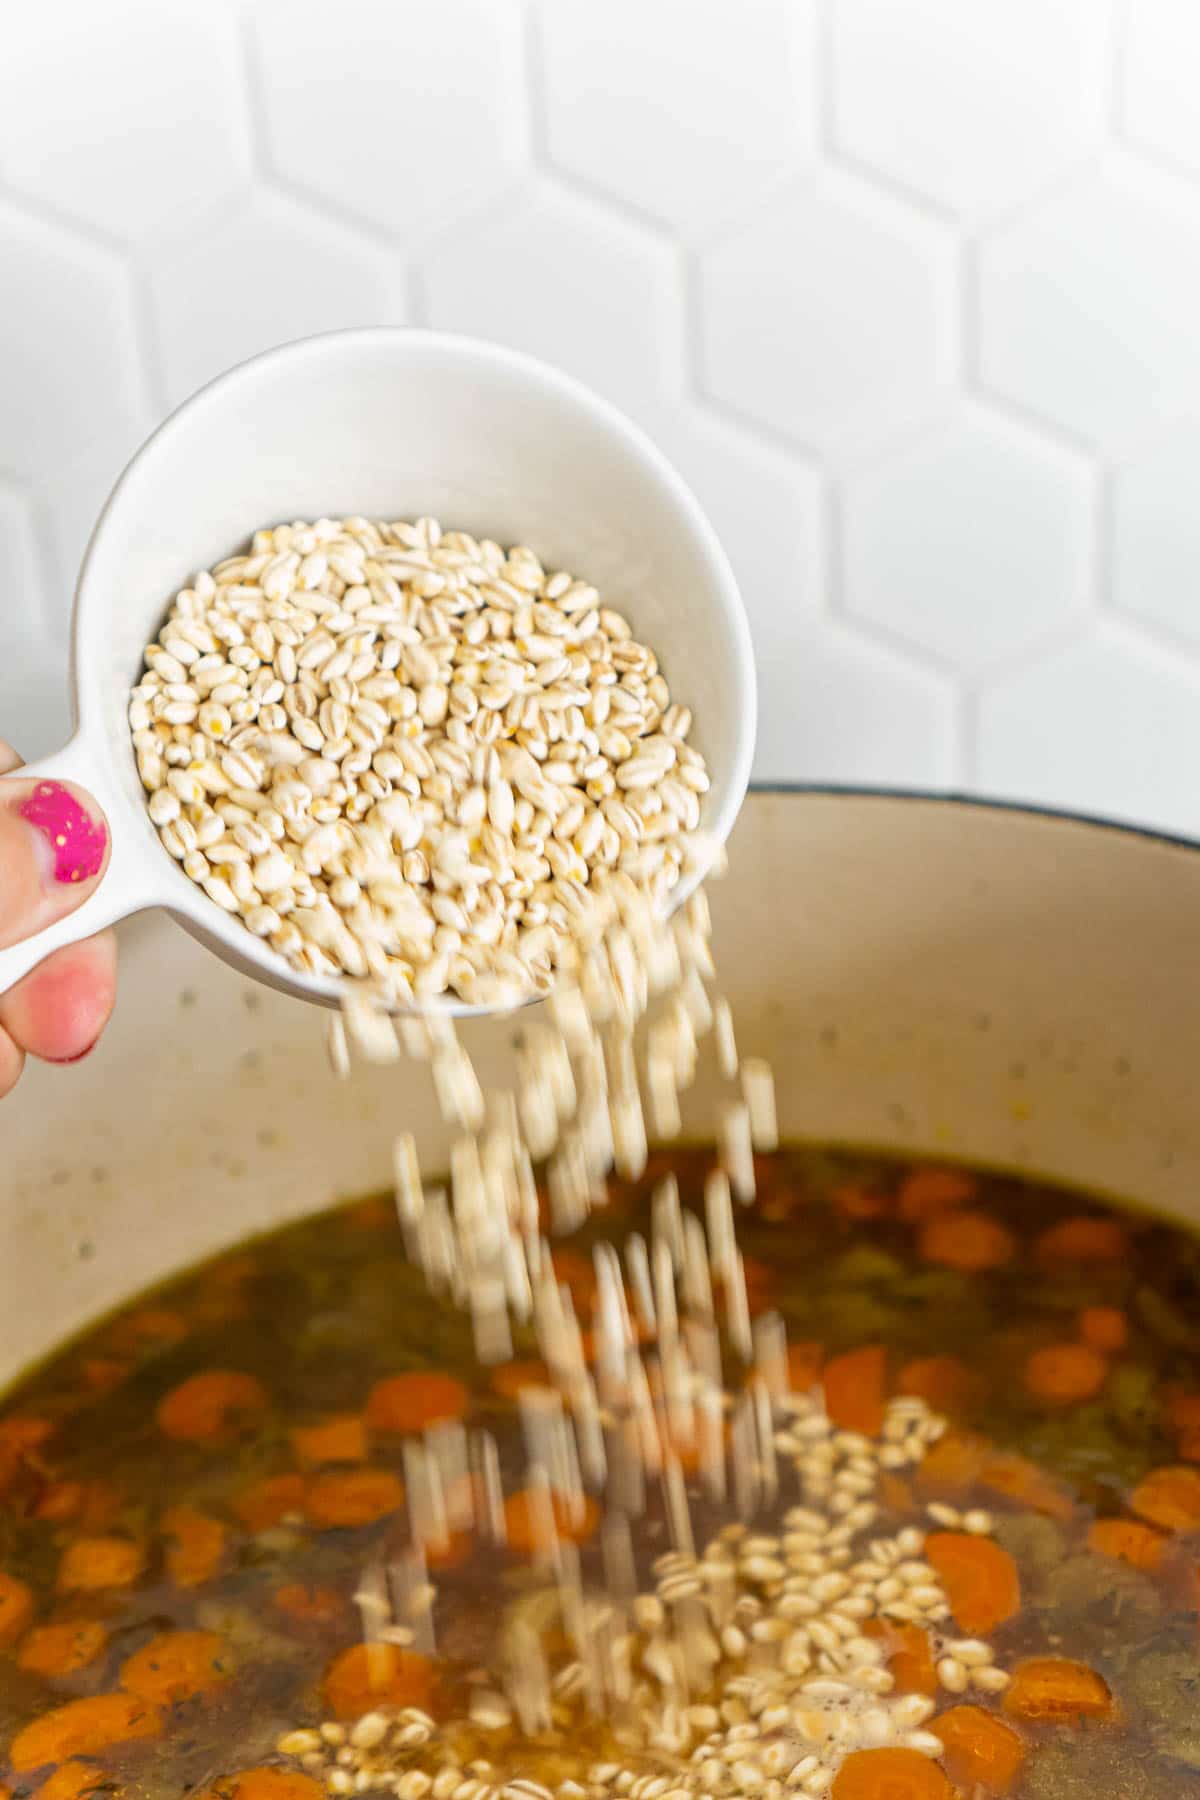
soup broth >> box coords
[4,1149,1200,1800]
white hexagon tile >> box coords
[4,0,1200,836]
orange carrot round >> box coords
[305,1469,405,1529]
[1079,1306,1128,1352]
[81,1358,130,1394]
[233,1474,308,1532]
[18,1620,108,1678]
[823,1345,886,1435]
[35,1482,85,1524]
[289,1415,367,1468]
[864,1619,937,1697]
[10,1692,162,1770]
[364,1373,469,1435]
[0,1416,55,1454]
[1035,1216,1127,1264]
[896,1355,975,1415]
[105,1308,189,1355]
[490,1360,551,1401]
[977,1448,1075,1521]
[925,1532,1020,1635]
[933,1705,1025,1794]
[833,1185,891,1221]
[120,1630,230,1705]
[57,1536,143,1594]
[1003,1656,1114,1722]
[156,1371,268,1443]
[162,1505,226,1587]
[273,1583,345,1626]
[1024,1342,1108,1406]
[787,1342,824,1393]
[322,1643,436,1719]
[193,1770,325,1800]
[424,1528,474,1571]
[549,1248,597,1314]
[1130,1464,1200,1532]
[34,1763,115,1800]
[503,1488,601,1555]
[0,1570,34,1647]
[898,1165,977,1221]
[919,1210,1015,1273]
[1086,1517,1165,1572]
[831,1746,953,1798]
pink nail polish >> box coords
[19,782,108,886]
[47,1039,100,1065]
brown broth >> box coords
[4,1148,1200,1800]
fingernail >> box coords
[18,782,108,886]
[47,1038,100,1065]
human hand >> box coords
[0,739,115,1093]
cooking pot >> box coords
[6,785,1200,1391]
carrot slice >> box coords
[490,1360,551,1401]
[864,1619,937,1696]
[977,1449,1075,1522]
[1079,1306,1128,1353]
[1035,1217,1127,1264]
[78,1482,123,1534]
[57,1537,143,1593]
[919,1211,1015,1273]
[273,1583,345,1626]
[322,1643,436,1719]
[0,1417,56,1455]
[833,1185,891,1221]
[823,1346,886,1435]
[18,1620,108,1678]
[0,1570,34,1646]
[898,1165,977,1221]
[305,1470,405,1529]
[234,1474,308,1532]
[162,1505,226,1587]
[364,1373,469,1435]
[549,1248,597,1315]
[1087,1517,1165,1572]
[193,1770,325,1800]
[896,1355,975,1415]
[1004,1656,1114,1722]
[925,1532,1020,1635]
[424,1528,474,1571]
[105,1308,189,1355]
[1024,1343,1108,1406]
[35,1482,85,1524]
[10,1693,162,1770]
[120,1630,231,1705]
[156,1371,268,1443]
[1130,1464,1200,1532]
[831,1746,953,1798]
[35,1762,116,1800]
[1167,1389,1200,1435]
[934,1705,1025,1794]
[787,1342,824,1393]
[503,1489,601,1555]
[80,1357,130,1395]
[915,1430,986,1495]
[289,1415,367,1468]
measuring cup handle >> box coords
[0,737,139,998]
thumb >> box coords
[0,779,110,951]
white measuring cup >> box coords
[0,329,756,1013]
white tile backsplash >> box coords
[842,406,1093,671]
[2,0,1200,839]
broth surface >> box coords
[4,1149,1200,1799]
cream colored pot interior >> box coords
[6,788,1200,1391]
